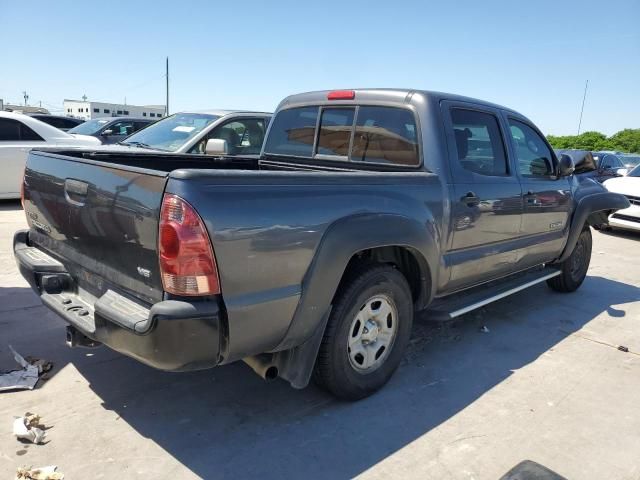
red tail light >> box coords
[327,90,355,100]
[159,194,220,296]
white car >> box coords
[0,111,101,199]
[603,164,640,232]
[103,110,271,155]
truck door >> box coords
[441,102,523,291]
[504,117,571,266]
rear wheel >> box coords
[313,264,413,400]
[547,228,592,293]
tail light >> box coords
[159,194,220,296]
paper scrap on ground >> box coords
[15,465,64,480]
[0,346,50,392]
[13,413,46,444]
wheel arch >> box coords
[557,192,629,263]
[275,213,438,352]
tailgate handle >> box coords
[64,179,89,206]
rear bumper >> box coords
[13,230,222,372]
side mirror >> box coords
[102,129,114,136]
[616,168,629,176]
[557,154,575,177]
[205,138,228,156]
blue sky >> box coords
[1,0,638,135]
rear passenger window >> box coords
[451,109,507,176]
[317,108,355,157]
[263,106,319,157]
[352,107,419,165]
[20,124,44,141]
[507,119,554,177]
[0,119,21,141]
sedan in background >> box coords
[0,111,100,199]
[27,114,84,132]
[68,117,154,144]
[603,164,640,232]
[592,151,629,178]
[619,154,640,170]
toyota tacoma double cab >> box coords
[14,89,629,400]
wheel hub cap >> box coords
[347,295,399,373]
[361,319,379,343]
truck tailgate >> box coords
[23,151,168,305]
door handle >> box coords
[461,191,480,207]
[64,179,89,206]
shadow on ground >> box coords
[0,199,22,212]
[1,274,639,478]
[598,227,640,241]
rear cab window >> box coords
[263,104,420,166]
[263,107,319,157]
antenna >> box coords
[577,80,589,135]
[166,57,169,116]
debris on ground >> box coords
[24,357,54,375]
[0,346,52,392]
[618,345,629,353]
[479,325,490,333]
[15,465,64,480]
[13,413,47,444]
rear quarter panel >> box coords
[167,169,443,362]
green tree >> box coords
[609,129,640,153]
[546,129,640,153]
[574,131,612,151]
[547,134,577,149]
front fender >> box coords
[557,191,629,263]
[274,213,439,351]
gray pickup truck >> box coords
[15,89,629,400]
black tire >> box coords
[313,263,413,400]
[547,228,592,293]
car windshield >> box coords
[68,119,111,135]
[628,164,640,177]
[620,155,640,167]
[121,113,219,152]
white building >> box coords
[63,99,166,120]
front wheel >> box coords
[313,264,413,400]
[547,228,592,293]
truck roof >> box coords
[277,88,521,116]
[181,109,272,117]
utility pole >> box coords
[22,91,29,106]
[577,79,589,136]
[166,57,169,116]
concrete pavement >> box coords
[0,199,639,479]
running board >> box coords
[424,269,561,321]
